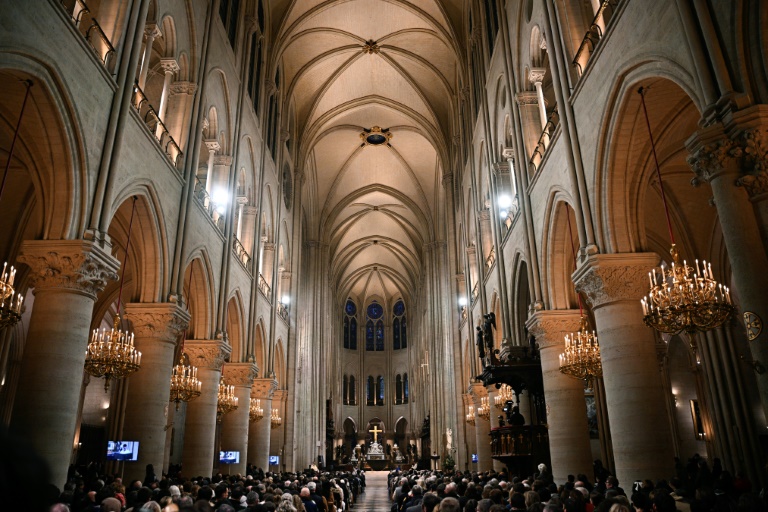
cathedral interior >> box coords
[2,0,768,491]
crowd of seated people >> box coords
[386,456,766,512]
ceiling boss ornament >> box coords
[360,126,392,147]
[636,87,733,344]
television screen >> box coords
[471,453,478,463]
[269,455,280,465]
[219,451,240,464]
[107,441,140,461]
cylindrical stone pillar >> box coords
[248,378,277,470]
[121,303,190,482]
[182,340,231,478]
[469,384,493,472]
[219,362,257,475]
[527,310,593,482]
[574,253,675,485]
[12,239,119,487]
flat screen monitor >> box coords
[219,451,240,464]
[269,455,280,465]
[107,441,140,461]
[471,453,478,463]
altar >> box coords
[366,425,389,470]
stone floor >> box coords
[355,471,391,511]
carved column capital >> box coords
[731,128,768,198]
[467,382,488,402]
[144,23,162,40]
[124,303,190,343]
[501,147,515,161]
[528,67,547,85]
[525,310,582,350]
[18,239,119,299]
[478,208,491,221]
[160,58,180,75]
[493,162,510,175]
[251,378,279,399]
[184,339,231,371]
[687,136,737,184]
[573,253,659,310]
[205,140,221,153]
[222,362,258,388]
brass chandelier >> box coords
[477,396,491,421]
[249,398,264,422]
[169,349,201,411]
[85,197,141,391]
[0,80,33,330]
[0,264,23,329]
[560,315,602,385]
[270,407,282,429]
[636,87,733,342]
[465,405,476,425]
[217,377,239,417]
[494,384,514,410]
[559,212,603,385]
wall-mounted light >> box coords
[458,297,467,307]
[281,296,290,305]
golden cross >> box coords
[369,425,382,443]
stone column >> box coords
[688,120,768,421]
[12,239,119,487]
[182,339,231,478]
[468,383,493,471]
[529,68,549,132]
[270,389,287,469]
[167,82,197,150]
[574,254,675,485]
[218,362,257,475]
[526,310,593,482]
[249,378,277,469]
[261,243,275,286]
[241,206,258,259]
[137,24,161,90]
[121,303,190,482]
[515,92,542,164]
[204,140,220,198]
[155,58,179,138]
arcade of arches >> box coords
[3,0,768,491]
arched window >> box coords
[343,375,348,405]
[404,373,409,403]
[393,299,406,350]
[367,376,374,405]
[344,299,357,350]
[375,320,384,351]
[219,0,240,49]
[366,301,383,351]
[349,375,356,405]
[395,374,403,404]
[366,320,374,351]
[377,376,385,405]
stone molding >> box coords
[214,155,233,166]
[185,339,231,370]
[18,239,119,299]
[222,362,259,387]
[170,81,197,95]
[252,378,279,399]
[502,147,515,161]
[145,24,162,39]
[573,253,659,310]
[272,389,288,403]
[478,208,490,221]
[525,310,582,350]
[124,303,191,343]
[515,92,538,106]
[205,140,221,153]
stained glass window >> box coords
[345,300,357,316]
[396,374,403,404]
[343,375,348,405]
[404,373,409,402]
[378,376,385,404]
[375,320,384,351]
[393,300,406,350]
[401,317,407,349]
[367,302,383,319]
[394,300,405,316]
[349,376,356,404]
[343,317,349,349]
[350,318,357,350]
[366,320,374,351]
[393,318,401,350]
[367,376,374,404]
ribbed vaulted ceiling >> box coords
[275,0,463,305]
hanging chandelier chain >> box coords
[638,86,676,246]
